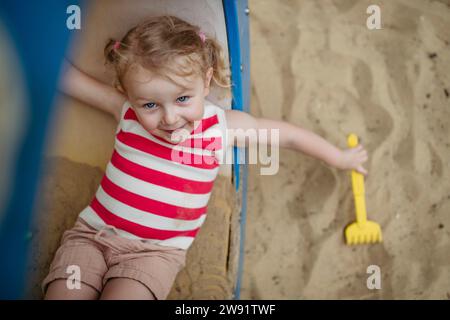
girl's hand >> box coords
[335,145,369,176]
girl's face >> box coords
[123,64,213,143]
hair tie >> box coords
[113,40,121,50]
[198,31,206,43]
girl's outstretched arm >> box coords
[225,109,368,175]
[59,59,126,121]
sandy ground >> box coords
[241,0,450,299]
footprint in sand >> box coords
[392,127,415,171]
[351,59,394,152]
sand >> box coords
[241,0,450,299]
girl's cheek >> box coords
[136,113,158,131]
[142,119,158,131]
[188,101,204,120]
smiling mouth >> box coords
[160,123,188,133]
[161,128,180,134]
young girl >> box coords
[43,15,368,300]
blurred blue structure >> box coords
[0,0,78,299]
[0,0,249,299]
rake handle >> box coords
[347,134,367,225]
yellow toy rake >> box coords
[344,134,382,245]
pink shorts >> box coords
[42,218,187,299]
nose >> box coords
[161,105,179,126]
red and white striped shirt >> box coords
[79,100,228,249]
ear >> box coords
[203,67,213,96]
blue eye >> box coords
[177,96,190,103]
[143,102,157,109]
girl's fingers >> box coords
[354,146,367,155]
[357,166,368,176]
[358,150,368,158]
[356,153,368,161]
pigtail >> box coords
[104,38,131,90]
[204,37,231,89]
[104,38,118,66]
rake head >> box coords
[345,220,382,245]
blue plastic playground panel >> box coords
[223,0,250,299]
[0,0,78,299]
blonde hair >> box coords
[104,15,231,96]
